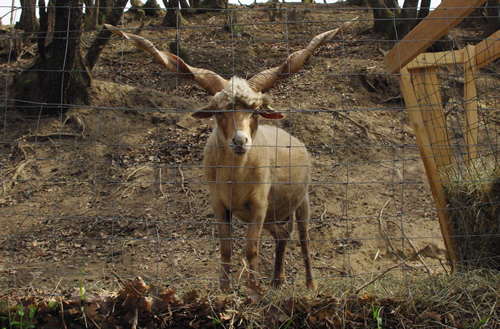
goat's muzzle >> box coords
[231,131,251,155]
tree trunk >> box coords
[417,0,431,21]
[144,0,163,17]
[129,0,146,19]
[179,0,192,14]
[460,4,487,29]
[369,0,436,40]
[345,0,369,6]
[200,0,227,9]
[485,0,500,38]
[162,0,188,27]
[189,0,201,8]
[85,0,128,70]
[396,0,418,38]
[38,0,56,51]
[14,0,90,113]
[98,0,114,24]
[47,0,56,42]
[38,0,48,59]
[83,0,100,29]
[130,0,144,6]
[368,0,396,38]
[17,0,39,40]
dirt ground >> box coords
[2,4,478,295]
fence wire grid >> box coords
[0,3,499,299]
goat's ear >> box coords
[192,109,214,119]
[258,101,283,120]
[259,112,284,120]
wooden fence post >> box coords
[399,67,458,267]
[463,45,479,165]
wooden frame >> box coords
[385,0,499,269]
[384,0,487,75]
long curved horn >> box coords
[247,18,358,93]
[105,24,228,95]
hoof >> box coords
[271,276,285,288]
[306,279,318,290]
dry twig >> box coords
[60,296,67,329]
[354,246,428,294]
[131,307,139,329]
[1,159,33,197]
[332,110,373,140]
[319,201,327,222]
[377,199,401,259]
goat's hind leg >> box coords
[296,195,317,290]
[265,220,292,288]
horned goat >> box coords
[106,19,357,292]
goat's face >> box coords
[215,105,258,155]
[192,78,283,156]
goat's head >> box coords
[105,19,357,155]
[192,77,280,155]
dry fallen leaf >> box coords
[182,289,199,303]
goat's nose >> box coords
[232,134,248,146]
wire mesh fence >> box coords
[0,1,499,328]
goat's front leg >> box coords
[246,200,267,291]
[214,202,232,292]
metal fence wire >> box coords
[0,2,498,300]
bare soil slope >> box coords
[1,4,454,293]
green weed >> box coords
[8,304,36,329]
[372,302,383,329]
[209,312,224,329]
[283,315,296,329]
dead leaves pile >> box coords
[0,277,223,329]
[1,275,498,328]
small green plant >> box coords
[27,307,36,327]
[48,300,58,311]
[8,305,36,329]
[283,315,296,329]
[78,260,88,327]
[472,315,491,329]
[372,302,383,329]
[232,24,243,37]
[209,312,224,329]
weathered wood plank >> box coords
[405,50,464,70]
[405,30,499,70]
[411,67,454,169]
[475,30,500,69]
[463,45,479,165]
[399,67,458,267]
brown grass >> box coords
[443,157,500,269]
